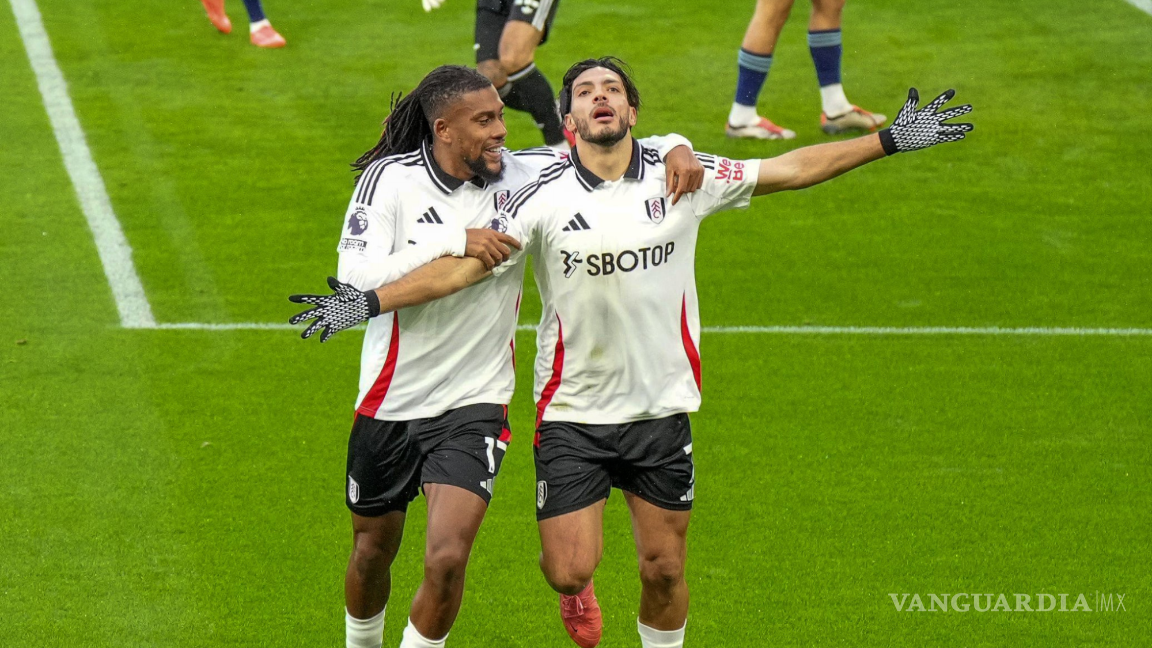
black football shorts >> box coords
[474,0,561,63]
[533,413,695,521]
[345,403,511,517]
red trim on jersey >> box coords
[681,295,702,392]
[535,316,565,430]
[500,406,512,443]
[510,289,522,371]
[356,312,401,416]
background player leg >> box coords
[497,21,567,147]
[242,0,287,48]
[346,511,407,648]
[198,0,232,34]
[808,0,885,133]
[539,501,606,647]
[726,0,797,140]
[402,484,489,647]
[624,493,691,648]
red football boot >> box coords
[560,580,602,648]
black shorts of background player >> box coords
[473,0,567,147]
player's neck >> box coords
[431,141,477,182]
[575,135,633,182]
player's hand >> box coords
[664,144,704,205]
[288,276,381,343]
[464,228,521,271]
[422,0,445,11]
[881,88,974,154]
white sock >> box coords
[727,103,759,127]
[346,607,385,648]
[638,620,686,648]
[820,83,852,117]
[399,618,447,648]
[250,18,271,33]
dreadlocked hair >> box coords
[351,65,494,182]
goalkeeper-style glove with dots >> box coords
[879,88,973,155]
[289,277,381,343]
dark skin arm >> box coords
[369,256,492,312]
[464,228,521,270]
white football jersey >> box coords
[492,140,760,425]
[337,136,690,420]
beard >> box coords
[573,111,630,146]
[464,153,504,183]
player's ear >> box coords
[433,117,452,144]
[563,112,576,133]
[627,106,637,128]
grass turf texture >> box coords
[2,0,1150,645]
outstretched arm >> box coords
[753,88,973,196]
[370,255,491,312]
[289,257,492,342]
[753,134,886,196]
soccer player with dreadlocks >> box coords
[291,56,972,648]
[292,65,702,648]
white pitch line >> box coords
[1125,0,1152,16]
[698,326,1152,336]
[149,322,1152,336]
[10,0,155,328]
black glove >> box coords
[288,276,381,342]
[879,88,973,155]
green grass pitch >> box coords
[2,0,1150,645]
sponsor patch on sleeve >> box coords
[714,158,746,183]
[338,238,367,252]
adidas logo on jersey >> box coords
[561,213,591,232]
[417,207,444,224]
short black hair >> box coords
[352,65,493,181]
[558,56,642,116]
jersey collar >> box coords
[420,139,488,194]
[569,137,645,192]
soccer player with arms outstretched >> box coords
[293,64,701,648]
[293,58,972,648]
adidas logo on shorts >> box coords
[537,480,548,509]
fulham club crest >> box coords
[348,475,360,504]
[493,190,510,212]
[645,197,667,224]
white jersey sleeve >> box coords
[335,168,466,291]
[686,153,761,219]
[638,133,693,159]
[507,146,568,173]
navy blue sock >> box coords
[808,29,842,87]
[241,0,267,23]
[734,48,773,106]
